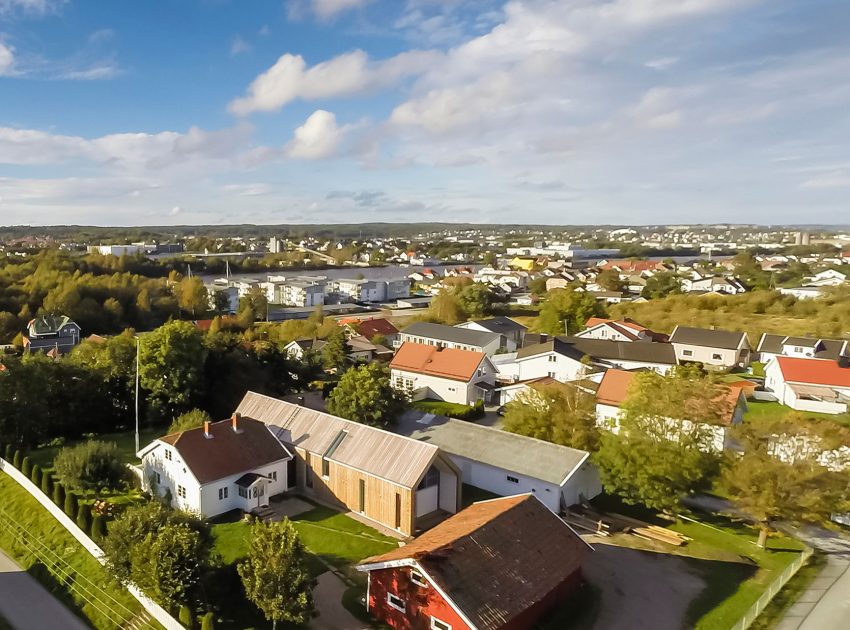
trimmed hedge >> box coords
[30,463,43,487]
[53,482,65,507]
[41,473,54,496]
[21,456,32,478]
[64,492,79,519]
[76,504,91,533]
[200,612,216,630]
[410,399,486,421]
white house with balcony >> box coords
[764,356,850,415]
[137,414,292,519]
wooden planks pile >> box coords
[631,525,690,546]
[564,510,611,536]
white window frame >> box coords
[411,569,428,588]
[387,593,406,613]
[431,617,452,630]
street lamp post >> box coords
[135,336,141,454]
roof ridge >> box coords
[441,415,589,456]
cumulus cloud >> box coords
[285,110,345,159]
[0,42,14,76]
[228,49,438,115]
[311,0,369,20]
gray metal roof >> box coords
[402,321,500,347]
[236,392,439,488]
[669,325,749,350]
[757,334,848,360]
[467,316,528,334]
[516,336,677,365]
[395,411,588,486]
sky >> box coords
[0,0,848,227]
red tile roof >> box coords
[360,495,588,630]
[355,318,399,338]
[775,356,850,388]
[390,342,485,382]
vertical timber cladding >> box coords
[298,448,415,535]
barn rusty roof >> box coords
[236,391,439,489]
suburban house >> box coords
[764,356,850,415]
[137,415,292,519]
[357,494,590,630]
[395,411,601,512]
[669,325,751,368]
[23,315,81,354]
[390,342,496,406]
[399,321,502,356]
[575,317,667,342]
[594,368,747,451]
[455,316,527,352]
[512,335,677,383]
[283,338,326,360]
[757,334,849,363]
[236,392,462,536]
[681,276,747,294]
[352,318,401,347]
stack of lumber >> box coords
[564,510,611,536]
[631,525,690,546]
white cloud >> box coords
[230,35,250,56]
[0,0,63,16]
[645,56,678,70]
[0,42,14,76]
[228,49,439,115]
[799,172,850,190]
[58,63,120,80]
[285,110,345,159]
[311,0,369,20]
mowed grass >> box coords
[0,471,148,630]
[28,426,164,472]
[750,553,826,630]
[743,399,850,427]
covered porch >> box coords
[413,457,460,534]
[235,473,272,513]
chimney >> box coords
[232,412,242,433]
[203,421,212,439]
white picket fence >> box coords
[729,545,814,630]
[0,456,183,630]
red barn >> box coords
[357,494,591,630]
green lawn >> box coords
[590,495,808,630]
[0,471,150,630]
[750,553,825,630]
[744,399,850,426]
[28,426,163,472]
[209,502,398,630]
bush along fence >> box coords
[731,546,815,630]
[0,454,184,630]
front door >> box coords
[287,458,297,489]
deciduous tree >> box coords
[326,363,406,428]
[54,441,127,492]
[535,289,606,335]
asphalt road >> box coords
[0,549,89,630]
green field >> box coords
[0,471,150,630]
[744,399,850,427]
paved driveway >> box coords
[0,549,89,630]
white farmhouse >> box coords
[764,356,850,415]
[138,415,292,518]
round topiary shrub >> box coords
[3,443,12,462]
[12,449,22,469]
[30,463,42,487]
[178,605,194,628]
[21,456,32,478]
[90,514,107,544]
[200,612,216,630]
[53,482,65,507]
[41,473,54,496]
[76,504,91,533]
[64,492,78,518]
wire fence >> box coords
[730,545,814,630]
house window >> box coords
[395,493,402,529]
[682,349,693,357]
[712,353,722,360]
[177,485,186,499]
[386,593,405,613]
[431,618,451,630]
[322,458,330,478]
[164,450,172,461]
[418,466,440,490]
[411,570,427,588]
[359,479,366,513]
[507,475,519,484]
[269,471,277,482]
[238,487,248,498]
[547,372,556,378]
[548,355,556,362]
[155,472,161,484]
[218,487,228,500]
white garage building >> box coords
[394,411,601,513]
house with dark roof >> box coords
[357,494,591,630]
[352,318,400,347]
[236,392,461,537]
[595,368,747,451]
[576,317,668,343]
[395,410,601,512]
[23,315,81,355]
[391,342,496,406]
[455,316,527,352]
[669,325,751,368]
[764,356,850,415]
[757,334,849,364]
[513,335,677,383]
[137,415,293,518]
[400,322,502,356]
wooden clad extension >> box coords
[236,392,460,536]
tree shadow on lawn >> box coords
[681,557,757,628]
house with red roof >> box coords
[576,317,668,343]
[356,494,590,630]
[764,356,850,415]
[390,342,496,406]
[595,368,747,451]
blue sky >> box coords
[0,0,848,226]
